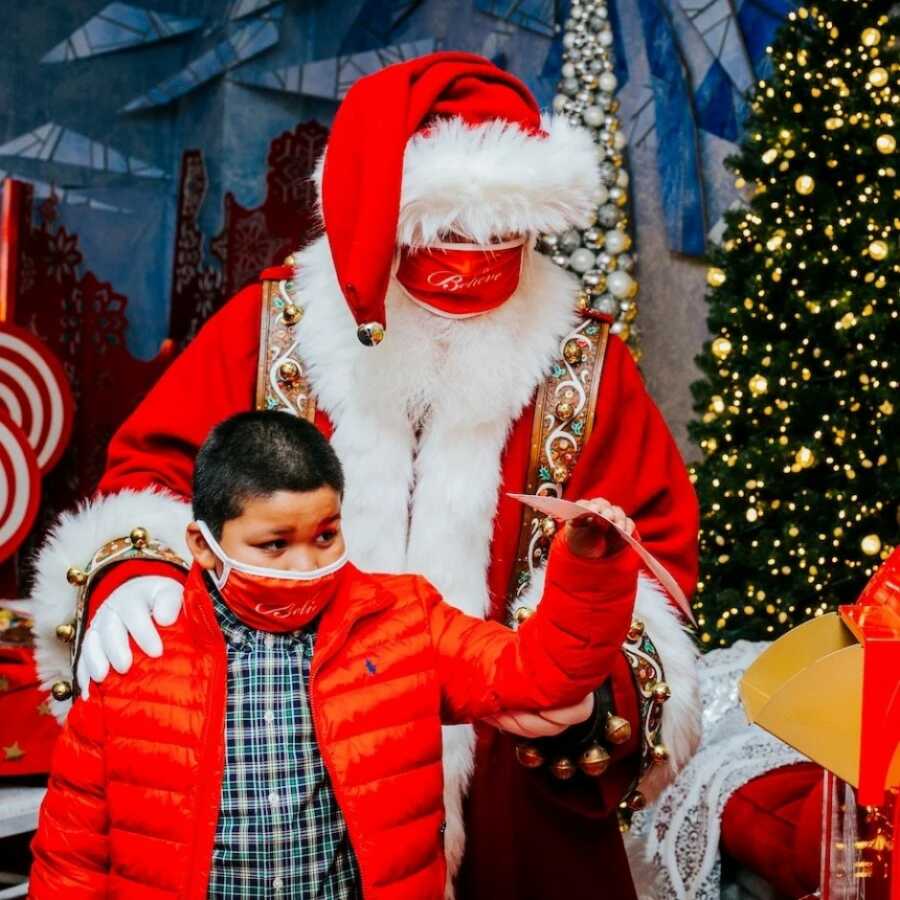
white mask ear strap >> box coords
[196,521,232,590]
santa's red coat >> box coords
[34,257,700,898]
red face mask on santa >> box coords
[395,236,528,318]
[196,521,349,632]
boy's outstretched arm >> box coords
[30,697,110,898]
[429,501,639,723]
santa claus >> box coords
[31,52,700,899]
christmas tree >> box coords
[689,1,898,648]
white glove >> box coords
[75,576,184,699]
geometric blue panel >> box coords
[695,59,740,142]
[0,123,166,178]
[122,5,284,112]
[677,0,754,94]
[231,38,436,100]
[41,2,203,63]
[636,0,706,255]
[338,0,424,55]
[474,0,558,37]
[226,0,280,20]
[738,0,796,77]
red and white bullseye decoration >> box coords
[0,324,74,562]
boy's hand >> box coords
[563,498,634,559]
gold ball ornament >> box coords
[861,27,881,47]
[651,744,670,765]
[868,67,889,88]
[627,620,645,643]
[551,464,570,485]
[651,681,672,703]
[578,744,611,777]
[625,791,646,812]
[129,527,149,549]
[278,360,301,385]
[515,743,545,769]
[861,534,882,556]
[66,566,88,587]
[706,267,727,288]
[605,715,633,745]
[540,517,557,539]
[749,374,768,396]
[876,134,896,155]
[55,623,76,643]
[712,337,732,360]
[555,401,575,421]
[869,240,889,261]
[51,681,73,702]
[563,339,583,365]
[551,757,578,781]
[281,303,302,326]
[794,175,815,195]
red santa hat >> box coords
[319,51,600,345]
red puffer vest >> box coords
[30,540,636,899]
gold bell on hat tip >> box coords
[605,714,632,745]
[282,303,302,326]
[551,757,577,781]
[514,606,535,625]
[357,322,385,347]
[51,681,73,702]
[578,743,611,777]
[55,623,76,643]
[66,566,88,587]
[515,742,545,769]
[129,527,149,550]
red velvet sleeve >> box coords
[567,335,699,604]
[97,283,263,500]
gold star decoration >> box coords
[3,742,25,761]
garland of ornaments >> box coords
[541,0,639,351]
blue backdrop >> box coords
[1,0,792,360]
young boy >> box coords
[30,411,639,900]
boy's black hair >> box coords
[192,411,345,538]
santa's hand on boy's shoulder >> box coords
[76,576,183,699]
[563,497,634,559]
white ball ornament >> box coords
[616,169,629,188]
[613,130,627,150]
[552,93,567,113]
[598,29,614,47]
[598,72,618,94]
[593,184,609,206]
[583,106,604,128]
[604,229,631,255]
[561,62,576,79]
[569,248,597,274]
[607,270,635,298]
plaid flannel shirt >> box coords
[207,582,360,899]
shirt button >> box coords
[273,876,284,890]
[268,791,279,806]
[263,709,275,724]
[264,634,276,649]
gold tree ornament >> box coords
[707,267,727,287]
[868,67,889,87]
[876,134,896,154]
[749,374,769,396]
[712,337,733,359]
[861,27,881,47]
[868,240,889,260]
[794,174,815,195]
[861,534,882,556]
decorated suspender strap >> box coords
[255,270,318,420]
[508,313,610,603]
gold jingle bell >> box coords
[66,566,88,587]
[514,606,535,625]
[625,790,646,812]
[605,714,632,745]
[278,360,301,386]
[540,516,557,539]
[555,401,575,421]
[51,681,73,702]
[578,743,611,777]
[626,620,645,643]
[515,742,545,769]
[282,303,302,326]
[551,757,577,781]
[563,339,583,365]
[55,623,76,644]
[129,527,149,550]
[651,744,670,765]
[651,681,671,703]
[357,322,385,347]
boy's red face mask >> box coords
[395,236,527,318]
[197,521,348,632]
